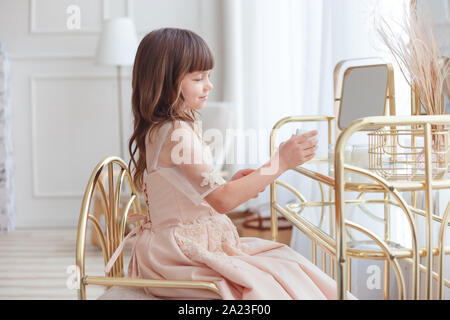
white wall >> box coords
[417,0,450,54]
[417,0,450,115]
[0,0,223,228]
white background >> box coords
[0,0,224,228]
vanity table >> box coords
[269,58,450,300]
[269,115,450,300]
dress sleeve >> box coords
[158,120,226,206]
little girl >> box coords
[105,27,356,300]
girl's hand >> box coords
[230,169,265,198]
[278,130,318,171]
[230,168,255,181]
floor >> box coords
[0,227,132,300]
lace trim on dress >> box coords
[200,168,224,188]
[173,215,245,269]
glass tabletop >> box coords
[279,159,448,252]
[296,158,450,191]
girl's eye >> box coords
[195,74,211,81]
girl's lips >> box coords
[199,96,208,100]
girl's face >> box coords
[180,70,213,110]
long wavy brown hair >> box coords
[128,28,214,193]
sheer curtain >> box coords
[221,0,411,299]
[222,0,331,213]
[221,0,409,211]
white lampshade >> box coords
[96,17,138,66]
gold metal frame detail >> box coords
[368,126,449,181]
[269,115,450,300]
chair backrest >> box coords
[334,57,396,134]
[76,156,143,299]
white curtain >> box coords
[222,0,410,210]
[222,0,331,213]
[222,0,411,299]
[0,42,15,233]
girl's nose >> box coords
[206,78,214,91]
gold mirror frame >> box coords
[334,58,396,135]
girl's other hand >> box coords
[230,168,255,181]
[278,130,318,171]
[230,168,265,198]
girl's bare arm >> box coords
[205,155,285,214]
[205,130,318,214]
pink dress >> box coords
[105,120,356,300]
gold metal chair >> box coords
[75,156,222,300]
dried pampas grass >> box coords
[374,2,450,115]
